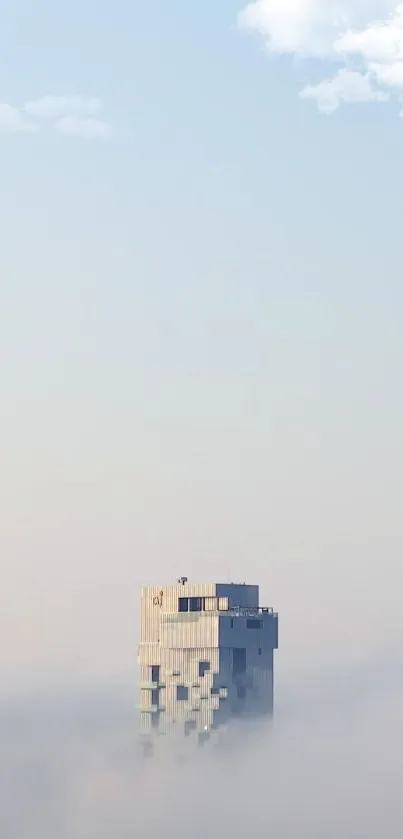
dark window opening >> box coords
[237,685,246,700]
[142,740,154,758]
[184,719,197,737]
[189,597,203,612]
[247,619,262,630]
[230,619,234,628]
[151,665,160,683]
[199,661,210,677]
[211,687,219,696]
[176,685,189,701]
[258,648,262,656]
[151,689,159,706]
[198,731,210,747]
[232,647,247,675]
[178,597,189,613]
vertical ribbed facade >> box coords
[138,580,278,747]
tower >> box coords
[138,580,278,747]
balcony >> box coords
[140,681,165,690]
[139,704,165,714]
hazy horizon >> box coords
[3,652,403,838]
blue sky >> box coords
[2,0,403,693]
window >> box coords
[178,597,189,613]
[198,731,210,747]
[247,619,262,630]
[258,648,262,656]
[232,647,246,675]
[204,597,217,612]
[151,665,160,683]
[176,685,189,701]
[184,719,197,737]
[230,619,234,629]
[143,740,153,758]
[199,661,210,677]
[189,597,203,612]
[211,687,219,696]
[151,689,159,706]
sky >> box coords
[2,0,403,686]
[2,2,403,831]
[2,0,403,681]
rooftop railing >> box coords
[226,606,278,618]
[162,606,278,621]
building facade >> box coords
[138,579,278,747]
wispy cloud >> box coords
[25,95,102,121]
[56,115,111,139]
[0,95,111,138]
[0,104,38,134]
[238,1,403,116]
[300,68,389,114]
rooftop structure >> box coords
[138,580,278,749]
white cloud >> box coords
[0,104,38,134]
[335,4,403,62]
[370,59,403,85]
[300,68,389,112]
[238,1,403,117]
[238,0,351,56]
[25,95,102,121]
[56,115,111,139]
